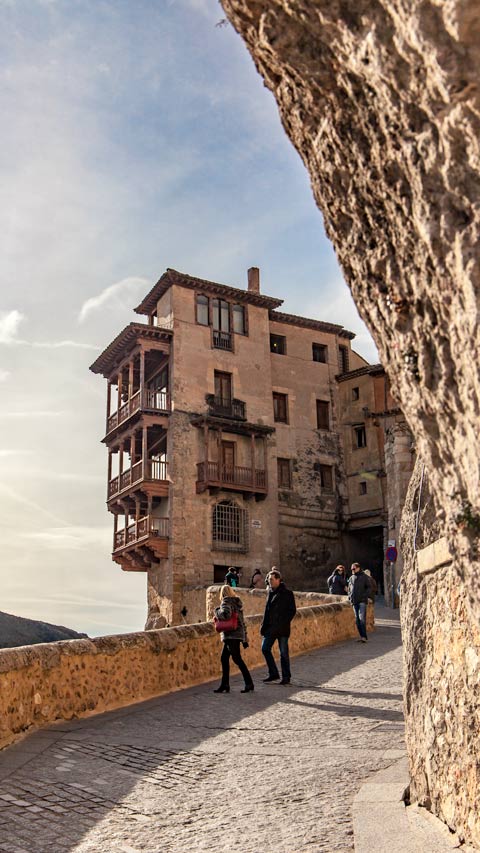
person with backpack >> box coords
[249,568,264,589]
[224,566,239,587]
[347,562,372,643]
[327,565,348,595]
[213,585,254,694]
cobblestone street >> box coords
[0,606,403,853]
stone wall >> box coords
[0,601,368,751]
[205,585,347,619]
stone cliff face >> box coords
[220,0,480,844]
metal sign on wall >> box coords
[386,546,398,562]
[251,520,262,529]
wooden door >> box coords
[222,441,235,482]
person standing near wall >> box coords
[250,568,264,589]
[327,565,348,595]
[261,569,296,685]
[225,567,239,587]
[348,563,372,643]
[213,585,254,694]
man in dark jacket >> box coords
[260,569,296,684]
[347,562,372,643]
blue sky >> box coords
[0,0,376,637]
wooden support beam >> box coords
[128,359,134,400]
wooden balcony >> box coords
[108,460,168,500]
[106,389,170,435]
[206,395,246,421]
[113,515,169,558]
[196,461,267,496]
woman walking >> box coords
[213,585,254,694]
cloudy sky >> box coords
[0,0,376,637]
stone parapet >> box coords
[0,600,372,751]
[206,585,343,620]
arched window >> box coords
[212,500,248,552]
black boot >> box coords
[213,684,230,693]
[241,683,254,693]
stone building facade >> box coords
[90,267,412,626]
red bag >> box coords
[214,610,238,633]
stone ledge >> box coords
[416,537,453,575]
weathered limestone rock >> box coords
[220,0,479,844]
[401,462,480,845]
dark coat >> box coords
[348,571,372,605]
[214,595,247,643]
[260,582,296,639]
[327,571,347,595]
[225,570,239,587]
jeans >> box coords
[261,634,291,681]
[353,602,368,639]
[220,640,253,687]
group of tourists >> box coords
[212,560,374,693]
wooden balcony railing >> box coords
[206,395,246,420]
[108,459,168,498]
[113,515,169,552]
[106,389,170,434]
[197,461,267,492]
[212,330,233,351]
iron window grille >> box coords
[212,500,249,552]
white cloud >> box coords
[22,525,112,551]
[30,340,100,350]
[78,277,151,323]
[0,410,66,418]
[0,448,33,457]
[0,368,10,381]
[0,310,24,343]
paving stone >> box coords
[0,605,403,853]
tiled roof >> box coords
[335,363,384,382]
[269,310,355,339]
[135,268,284,314]
[89,323,172,378]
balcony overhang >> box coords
[191,414,275,437]
[90,323,172,379]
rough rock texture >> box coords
[220,0,479,844]
[0,610,87,649]
[401,461,480,844]
[0,600,365,750]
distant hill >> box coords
[0,611,88,649]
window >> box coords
[212,500,248,552]
[359,481,367,495]
[354,425,367,448]
[319,464,333,491]
[352,386,360,401]
[270,334,287,355]
[316,400,330,430]
[212,298,230,332]
[312,343,327,363]
[233,304,246,335]
[214,371,232,405]
[339,345,349,374]
[277,458,292,489]
[273,392,288,423]
[196,293,209,326]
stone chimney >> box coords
[247,267,260,294]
